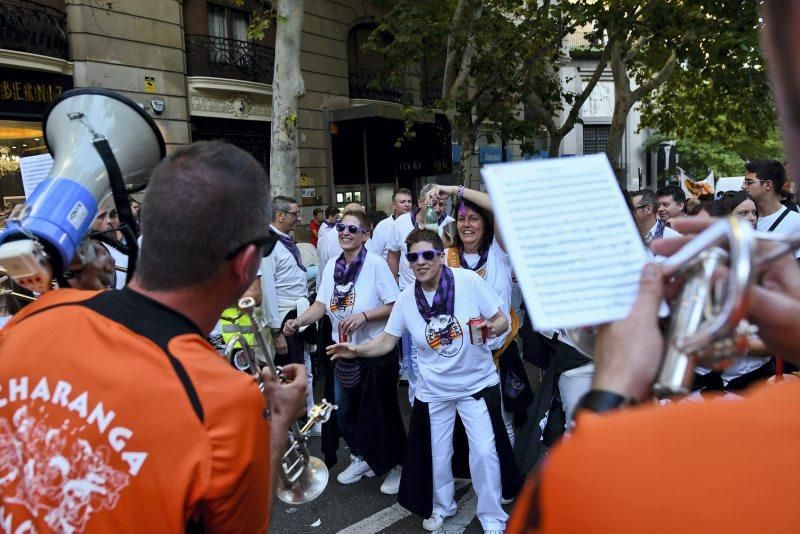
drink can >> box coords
[338,323,348,343]
[468,317,486,345]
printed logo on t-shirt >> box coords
[425,314,463,358]
[0,376,147,533]
[330,282,355,320]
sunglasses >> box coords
[336,223,368,234]
[405,249,442,263]
[225,234,279,260]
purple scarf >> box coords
[459,244,489,274]
[412,207,447,229]
[332,246,367,310]
[654,219,665,240]
[415,266,455,322]
[270,228,306,272]
[322,220,336,229]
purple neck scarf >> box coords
[270,228,306,272]
[323,220,336,228]
[458,243,489,274]
[654,219,665,240]
[415,266,455,322]
[412,207,447,229]
[332,247,367,310]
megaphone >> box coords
[0,88,165,292]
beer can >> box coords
[468,317,486,345]
[338,323,348,343]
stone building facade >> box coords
[0,1,649,224]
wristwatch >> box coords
[570,389,635,430]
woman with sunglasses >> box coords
[284,209,406,494]
[426,184,528,445]
[328,228,521,534]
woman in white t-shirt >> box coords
[328,228,520,534]
[427,185,529,445]
[284,210,406,495]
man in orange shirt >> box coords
[0,141,307,532]
[508,2,800,531]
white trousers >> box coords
[407,338,419,405]
[429,395,507,531]
[304,348,314,413]
[558,362,594,428]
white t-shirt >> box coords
[394,211,455,290]
[317,221,337,244]
[371,215,401,259]
[317,251,399,345]
[756,206,800,258]
[447,237,513,348]
[385,268,502,402]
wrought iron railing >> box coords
[185,34,275,85]
[348,67,404,103]
[0,0,68,60]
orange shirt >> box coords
[0,288,270,533]
[508,381,800,533]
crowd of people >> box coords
[3,3,800,530]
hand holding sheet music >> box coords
[482,154,647,330]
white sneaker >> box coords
[422,513,445,531]
[501,496,515,505]
[380,465,402,494]
[484,530,505,534]
[336,455,375,484]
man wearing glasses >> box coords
[0,141,307,531]
[631,189,679,256]
[261,196,317,421]
[742,159,800,258]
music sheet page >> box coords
[482,154,647,330]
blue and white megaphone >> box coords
[0,88,165,292]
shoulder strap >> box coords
[768,207,791,232]
[446,247,460,268]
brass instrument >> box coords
[567,216,762,397]
[223,296,335,504]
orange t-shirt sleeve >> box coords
[198,373,271,533]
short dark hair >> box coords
[138,141,269,290]
[745,159,786,192]
[406,228,443,251]
[656,185,686,205]
[633,189,658,210]
[452,198,494,253]
[313,207,324,216]
[367,210,387,229]
[393,188,413,201]
[272,196,298,220]
[341,209,373,233]
[324,206,340,218]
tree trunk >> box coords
[547,131,563,158]
[606,96,629,178]
[457,131,476,186]
[270,0,305,198]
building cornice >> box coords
[0,49,73,76]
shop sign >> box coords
[0,67,73,119]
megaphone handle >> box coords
[92,137,139,285]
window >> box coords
[583,125,610,155]
[207,3,251,65]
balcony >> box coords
[0,0,68,60]
[185,34,274,85]
[348,67,404,104]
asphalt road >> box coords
[268,380,516,534]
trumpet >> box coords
[567,216,761,397]
[223,296,336,504]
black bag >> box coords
[498,340,534,413]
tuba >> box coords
[566,215,762,397]
[223,296,335,504]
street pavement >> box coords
[268,381,517,534]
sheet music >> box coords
[482,154,647,330]
[19,153,54,198]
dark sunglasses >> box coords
[405,249,442,263]
[225,234,279,260]
[336,223,368,234]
